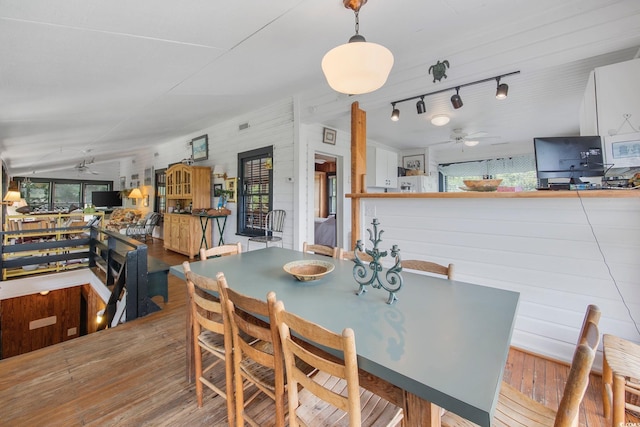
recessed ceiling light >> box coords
[430,115,450,126]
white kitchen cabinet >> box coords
[366,147,398,188]
[580,58,640,168]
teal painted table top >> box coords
[171,247,519,426]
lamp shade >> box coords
[3,181,21,202]
[322,38,393,95]
[213,165,224,176]
[128,188,143,199]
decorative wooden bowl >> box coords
[462,179,503,192]
[283,260,334,282]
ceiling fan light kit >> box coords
[389,70,520,121]
[321,0,393,95]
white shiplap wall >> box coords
[361,196,640,369]
[127,97,296,249]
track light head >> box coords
[451,87,463,109]
[416,97,426,114]
[495,78,509,99]
[390,103,400,121]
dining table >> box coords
[170,247,519,427]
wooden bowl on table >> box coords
[462,179,503,192]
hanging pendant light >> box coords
[321,0,394,95]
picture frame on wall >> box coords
[213,183,223,197]
[403,154,425,173]
[322,127,337,145]
[191,134,209,161]
[224,177,237,203]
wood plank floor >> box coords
[0,239,609,426]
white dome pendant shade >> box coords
[322,34,394,95]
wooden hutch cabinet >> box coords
[163,164,211,258]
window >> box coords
[155,168,166,213]
[237,146,273,236]
[439,155,538,192]
[327,174,337,215]
[84,184,110,206]
[17,177,112,211]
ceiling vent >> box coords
[239,122,250,131]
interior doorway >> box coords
[313,153,338,247]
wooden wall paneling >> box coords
[1,287,81,358]
[82,284,106,335]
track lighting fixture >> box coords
[495,77,509,99]
[450,87,463,109]
[391,103,400,122]
[388,71,519,121]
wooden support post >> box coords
[351,102,367,250]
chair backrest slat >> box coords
[303,242,339,258]
[403,259,455,280]
[200,242,242,260]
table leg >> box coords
[215,217,227,246]
[403,391,441,427]
[198,216,209,252]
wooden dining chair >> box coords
[441,304,601,427]
[199,242,242,260]
[302,241,339,258]
[183,262,235,424]
[272,299,403,427]
[602,334,640,425]
[402,259,455,280]
[217,273,287,427]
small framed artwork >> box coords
[323,127,337,145]
[191,134,209,161]
[403,154,425,173]
[213,183,223,197]
[224,177,237,203]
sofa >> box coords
[104,208,143,233]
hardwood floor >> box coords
[0,238,608,426]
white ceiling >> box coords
[1,0,639,177]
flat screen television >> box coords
[91,190,122,208]
[533,136,604,186]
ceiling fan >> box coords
[432,129,499,147]
[75,158,99,175]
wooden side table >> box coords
[603,334,640,425]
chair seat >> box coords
[197,330,226,357]
[442,382,556,427]
[249,235,282,243]
[295,371,403,427]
